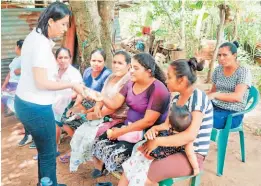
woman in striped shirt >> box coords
[118,58,213,186]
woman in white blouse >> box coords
[14,2,84,186]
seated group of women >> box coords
[54,40,251,186]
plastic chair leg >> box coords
[239,131,246,162]
[217,132,229,176]
[191,174,201,186]
[159,178,173,186]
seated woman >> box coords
[90,53,170,178]
[60,48,111,136]
[59,48,111,161]
[53,47,83,150]
[207,41,252,129]
[118,58,213,186]
[69,50,131,170]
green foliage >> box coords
[144,11,153,26]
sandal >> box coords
[59,154,70,163]
[91,165,108,178]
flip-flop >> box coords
[96,182,113,186]
[59,154,70,163]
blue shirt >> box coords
[83,67,111,92]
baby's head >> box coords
[169,103,192,132]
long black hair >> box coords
[170,57,204,85]
[36,2,72,38]
[133,53,166,85]
[55,47,71,59]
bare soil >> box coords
[1,81,261,186]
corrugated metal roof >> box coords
[1,8,63,83]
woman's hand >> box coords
[207,92,218,100]
[86,112,95,120]
[144,126,159,140]
[72,83,85,95]
[138,139,158,158]
[94,105,102,118]
[66,106,83,118]
[107,128,122,140]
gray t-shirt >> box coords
[212,65,252,112]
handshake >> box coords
[82,87,103,102]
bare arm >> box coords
[14,68,21,75]
[155,111,203,147]
[206,84,216,94]
[153,117,170,131]
[185,142,199,175]
[209,84,248,102]
[101,93,125,110]
[33,67,73,90]
[116,110,161,136]
[87,107,116,120]
[1,72,10,89]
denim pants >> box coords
[213,105,244,129]
[14,96,57,185]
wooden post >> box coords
[206,4,226,83]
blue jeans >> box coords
[14,96,57,185]
[213,105,244,129]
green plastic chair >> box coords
[211,86,260,176]
[158,172,202,186]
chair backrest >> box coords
[245,86,260,112]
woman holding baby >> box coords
[90,53,170,178]
[118,58,214,186]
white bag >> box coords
[52,95,72,122]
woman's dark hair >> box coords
[133,53,166,84]
[36,2,72,38]
[55,47,71,59]
[170,57,204,85]
[219,41,239,54]
[90,48,106,61]
[16,39,24,49]
[114,50,131,64]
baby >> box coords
[148,103,200,175]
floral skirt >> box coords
[92,123,136,172]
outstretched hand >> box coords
[138,139,158,159]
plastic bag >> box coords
[52,95,72,123]
[70,119,104,172]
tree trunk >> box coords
[70,1,101,73]
[98,1,115,68]
[206,5,226,83]
[233,9,240,41]
[180,0,186,49]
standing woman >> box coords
[14,2,84,186]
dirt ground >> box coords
[1,84,261,186]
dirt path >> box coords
[1,95,261,186]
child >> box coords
[121,103,199,186]
[1,39,24,116]
[148,102,199,175]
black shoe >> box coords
[96,182,113,186]
[92,169,103,178]
[18,135,33,147]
